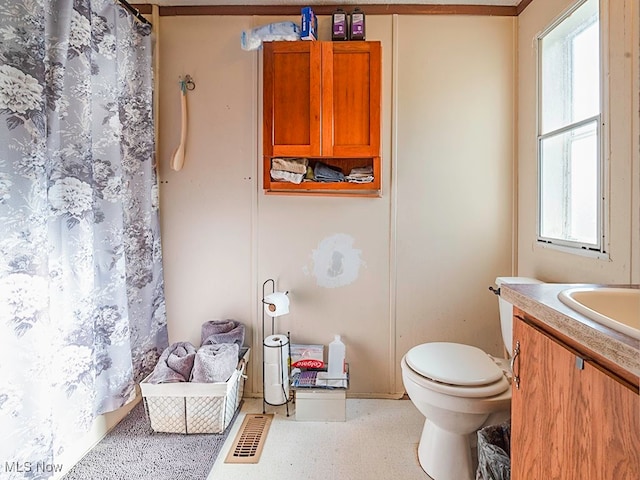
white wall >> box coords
[633,0,640,284]
[158,16,256,348]
[254,15,395,396]
[516,0,640,283]
[394,15,516,391]
[157,13,516,396]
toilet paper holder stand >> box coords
[262,278,292,415]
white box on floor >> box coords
[295,389,346,422]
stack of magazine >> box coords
[291,369,348,389]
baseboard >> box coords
[243,392,407,400]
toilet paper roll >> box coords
[264,334,290,405]
[263,292,289,317]
[264,364,282,383]
[264,383,288,406]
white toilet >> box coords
[401,277,542,480]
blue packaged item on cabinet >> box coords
[301,6,317,41]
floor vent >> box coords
[224,413,273,464]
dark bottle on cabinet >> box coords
[349,8,365,40]
[332,9,348,41]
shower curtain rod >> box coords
[117,0,152,26]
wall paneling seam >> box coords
[251,15,260,395]
[388,14,400,395]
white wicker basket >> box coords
[140,348,249,434]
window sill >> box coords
[534,241,610,261]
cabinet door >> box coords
[587,360,640,479]
[511,318,587,479]
[263,42,322,157]
[321,42,381,157]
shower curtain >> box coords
[0,0,168,476]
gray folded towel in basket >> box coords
[190,343,240,383]
[147,341,197,384]
[201,319,245,347]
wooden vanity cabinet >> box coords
[511,311,639,479]
[262,41,381,194]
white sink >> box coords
[558,287,640,340]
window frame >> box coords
[535,0,607,254]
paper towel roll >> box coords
[264,334,290,405]
[263,292,290,317]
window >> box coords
[537,0,603,252]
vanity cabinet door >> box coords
[587,359,640,478]
[511,317,588,479]
[511,313,639,480]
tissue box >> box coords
[301,7,317,41]
[290,344,324,369]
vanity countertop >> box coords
[500,283,639,384]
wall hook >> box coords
[179,74,195,93]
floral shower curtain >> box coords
[0,0,168,475]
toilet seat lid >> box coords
[405,342,504,386]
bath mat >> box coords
[224,413,273,464]
[62,399,241,480]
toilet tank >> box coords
[495,277,542,355]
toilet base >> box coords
[418,419,475,480]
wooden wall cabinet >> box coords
[263,41,381,195]
[511,313,639,479]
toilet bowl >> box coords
[401,277,541,480]
[401,343,511,480]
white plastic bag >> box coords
[241,21,300,51]
[476,421,511,480]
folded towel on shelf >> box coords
[190,343,240,383]
[314,162,344,182]
[271,157,308,174]
[346,176,374,183]
[345,165,374,183]
[147,342,197,384]
[201,319,245,347]
[270,169,304,184]
[348,166,373,176]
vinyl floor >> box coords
[207,397,436,480]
